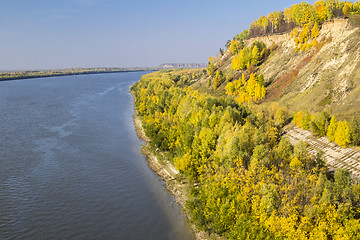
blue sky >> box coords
[0,0,309,70]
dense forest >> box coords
[131,1,360,239]
[131,69,360,239]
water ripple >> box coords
[0,72,194,240]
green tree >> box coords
[219,48,224,56]
[349,118,360,146]
[300,110,311,130]
[261,183,280,214]
[258,74,265,87]
[207,78,212,88]
[274,107,289,127]
[310,111,330,136]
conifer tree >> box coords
[258,74,265,86]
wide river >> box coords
[0,72,194,239]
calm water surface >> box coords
[0,72,194,240]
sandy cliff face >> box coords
[244,32,291,48]
[250,18,360,119]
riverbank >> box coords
[131,90,220,240]
[0,68,157,81]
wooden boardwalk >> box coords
[283,125,360,178]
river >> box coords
[0,72,194,240]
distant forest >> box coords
[0,67,156,81]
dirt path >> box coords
[283,124,360,178]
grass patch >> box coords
[348,15,360,28]
[319,93,333,107]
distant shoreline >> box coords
[0,68,157,82]
[0,63,206,82]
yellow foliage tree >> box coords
[335,120,351,148]
[229,39,240,55]
[311,22,319,39]
[315,1,328,22]
[343,4,351,16]
[226,73,266,104]
[231,54,241,70]
[251,45,261,66]
[293,110,303,127]
[327,116,338,142]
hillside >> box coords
[258,18,360,120]
[131,1,360,239]
[194,16,360,120]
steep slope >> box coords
[258,18,360,120]
[195,17,360,120]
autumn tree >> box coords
[229,39,241,55]
[343,3,351,15]
[226,73,266,104]
[315,0,328,22]
[207,62,215,77]
[293,110,303,127]
[231,41,268,70]
[132,69,360,239]
[214,70,223,90]
[327,116,338,142]
[258,15,269,33]
[335,120,351,147]
[251,45,261,66]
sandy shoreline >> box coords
[130,90,217,240]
